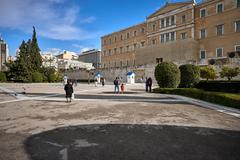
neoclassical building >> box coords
[101,0,240,69]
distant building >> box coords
[0,37,9,71]
[57,59,94,71]
[56,51,79,60]
[78,49,101,68]
[41,54,58,70]
[7,56,16,62]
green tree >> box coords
[200,66,217,81]
[0,72,7,82]
[220,66,240,81]
[30,26,42,72]
[32,72,43,83]
[155,62,180,88]
[179,64,200,88]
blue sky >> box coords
[0,0,200,56]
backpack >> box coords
[114,79,118,85]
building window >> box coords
[127,33,130,39]
[134,43,137,50]
[109,38,112,44]
[152,24,156,31]
[166,33,170,42]
[141,41,145,47]
[104,40,106,45]
[152,39,156,45]
[120,47,123,53]
[170,32,175,41]
[114,36,117,42]
[235,45,240,51]
[120,35,123,40]
[237,0,240,8]
[134,31,137,36]
[161,19,165,28]
[182,15,186,23]
[126,60,129,67]
[126,45,129,52]
[216,3,224,13]
[114,48,117,54]
[181,32,187,39]
[216,24,224,36]
[235,20,240,32]
[108,49,111,56]
[160,34,165,43]
[104,50,106,56]
[200,50,206,59]
[216,48,223,57]
[171,16,175,25]
[200,8,206,18]
[166,17,170,27]
[141,28,145,34]
[200,29,206,39]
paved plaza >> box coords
[0,83,240,160]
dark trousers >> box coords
[146,85,148,92]
[149,85,152,92]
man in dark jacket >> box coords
[64,80,74,102]
[147,77,152,92]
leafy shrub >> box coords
[32,72,43,83]
[153,88,240,109]
[200,66,217,81]
[0,72,7,82]
[48,73,57,82]
[195,80,240,93]
[179,64,200,88]
[155,62,180,88]
[220,66,240,81]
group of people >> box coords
[113,77,124,94]
[145,77,152,92]
[63,76,153,103]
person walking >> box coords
[64,80,74,103]
[120,83,124,94]
[114,77,120,93]
[148,77,152,92]
[101,77,105,87]
[145,77,149,92]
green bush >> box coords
[155,62,180,88]
[32,72,43,83]
[153,88,240,109]
[200,66,217,81]
[220,66,240,81]
[195,80,240,93]
[48,73,57,82]
[179,64,200,88]
[0,72,7,82]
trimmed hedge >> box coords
[155,62,180,88]
[195,80,240,93]
[32,72,43,83]
[179,64,200,88]
[0,72,7,82]
[153,88,240,109]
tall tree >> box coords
[30,26,42,71]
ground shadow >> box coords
[25,124,240,160]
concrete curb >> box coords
[164,94,240,118]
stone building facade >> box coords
[101,0,240,69]
[78,49,101,69]
[0,37,9,71]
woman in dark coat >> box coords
[64,80,74,102]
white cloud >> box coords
[79,16,96,23]
[41,48,63,56]
[0,0,98,40]
[72,43,95,53]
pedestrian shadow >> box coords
[24,124,240,160]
